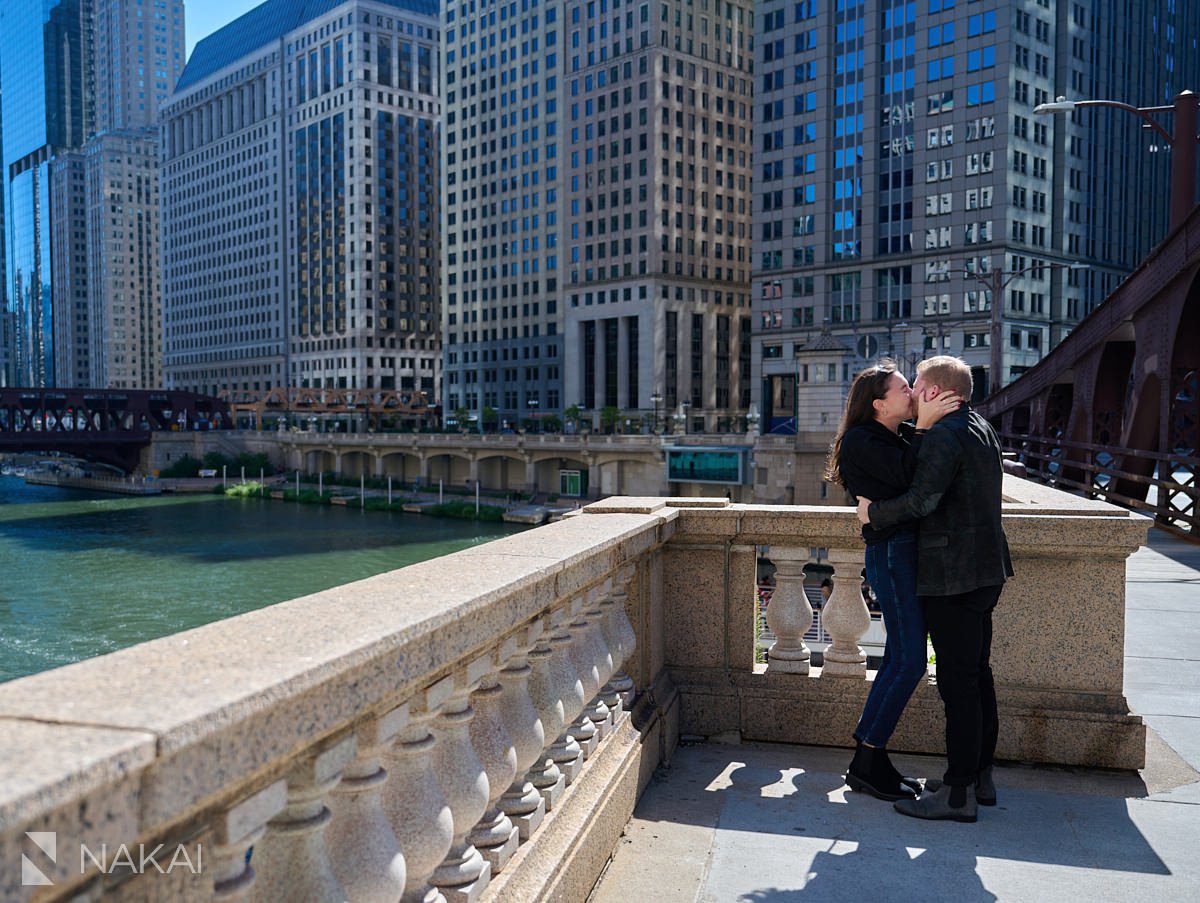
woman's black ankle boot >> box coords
[846,742,917,802]
[879,747,923,796]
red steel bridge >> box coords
[0,389,232,473]
[979,206,1200,539]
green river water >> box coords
[0,476,524,683]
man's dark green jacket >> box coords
[867,407,1014,597]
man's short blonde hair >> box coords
[916,355,973,398]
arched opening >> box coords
[477,454,526,492]
[427,453,472,487]
[1115,373,1161,503]
[305,449,335,475]
[1168,276,1200,456]
[1038,383,1075,486]
[339,451,371,478]
[1164,275,1200,529]
[1011,404,1031,435]
[534,456,588,497]
[594,457,660,496]
[1092,340,1137,446]
[381,452,422,484]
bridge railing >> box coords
[0,508,671,902]
[0,479,1147,901]
[999,431,1198,537]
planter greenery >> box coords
[225,481,265,498]
[600,406,620,434]
[160,455,202,478]
[422,501,505,521]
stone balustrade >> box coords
[0,476,1147,901]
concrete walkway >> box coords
[591,525,1200,903]
[1124,526,1200,773]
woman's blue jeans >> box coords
[854,531,927,748]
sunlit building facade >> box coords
[441,0,756,431]
[162,0,441,399]
[751,0,1200,434]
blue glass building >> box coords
[0,0,92,386]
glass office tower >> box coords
[0,0,92,386]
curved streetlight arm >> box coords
[1070,100,1176,144]
[1036,91,1198,229]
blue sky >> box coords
[186,0,264,58]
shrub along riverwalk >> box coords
[222,479,513,521]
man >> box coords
[855,356,1013,823]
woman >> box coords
[824,360,959,801]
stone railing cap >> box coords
[0,719,156,829]
[0,511,669,831]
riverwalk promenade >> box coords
[592,524,1200,902]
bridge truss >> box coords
[979,209,1200,539]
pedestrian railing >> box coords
[1000,431,1197,539]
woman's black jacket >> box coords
[838,420,923,544]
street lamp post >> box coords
[745,402,761,437]
[650,391,663,434]
[673,402,690,435]
[1035,91,1199,230]
[527,397,538,432]
[964,260,1088,394]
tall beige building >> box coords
[85,132,163,388]
[161,0,442,399]
[441,0,755,431]
[48,0,184,388]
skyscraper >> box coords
[65,0,184,390]
[440,0,756,432]
[0,0,183,388]
[161,0,442,400]
[83,131,167,388]
[751,0,1200,437]
[0,0,93,386]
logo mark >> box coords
[22,832,56,886]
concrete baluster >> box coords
[253,735,357,903]
[497,621,548,838]
[604,565,639,705]
[384,700,453,903]
[764,548,813,675]
[210,780,287,903]
[547,601,587,783]
[466,638,521,873]
[326,706,410,901]
[429,659,493,903]
[523,619,568,810]
[821,547,871,678]
[571,583,613,744]
[588,580,617,689]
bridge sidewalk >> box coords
[590,526,1200,902]
[1123,524,1200,774]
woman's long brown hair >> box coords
[823,360,899,487]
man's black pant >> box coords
[922,584,1004,788]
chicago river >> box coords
[0,476,523,683]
